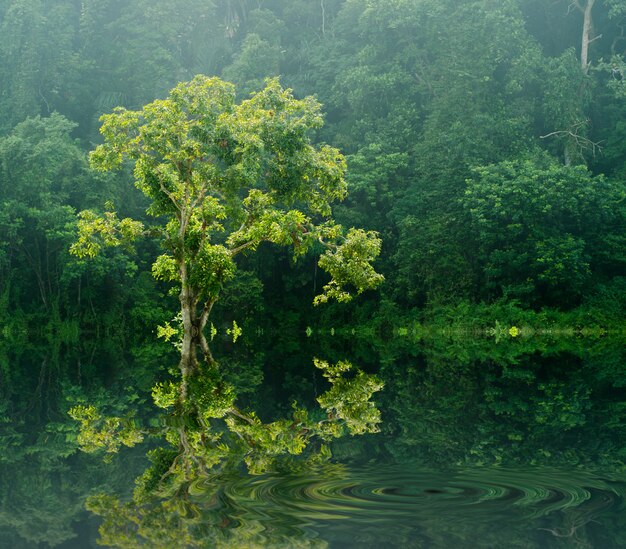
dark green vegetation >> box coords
[1,0,626,329]
[2,1,626,547]
[3,332,626,548]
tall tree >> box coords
[71,76,383,396]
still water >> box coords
[1,329,625,548]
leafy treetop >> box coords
[71,75,383,317]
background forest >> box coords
[1,0,626,336]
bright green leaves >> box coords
[89,76,236,226]
[219,77,346,211]
[225,412,310,474]
[76,74,381,315]
[68,405,144,459]
[70,208,144,258]
[315,228,385,304]
[88,75,345,215]
[309,144,349,216]
[198,196,227,231]
[187,364,236,421]
[152,382,179,409]
[89,108,142,171]
[190,243,236,300]
[221,358,382,473]
[227,197,312,255]
[90,76,236,171]
[152,254,179,282]
[168,75,236,124]
[314,359,384,436]
[69,356,382,477]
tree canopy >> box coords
[70,75,383,386]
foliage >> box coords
[68,404,144,458]
[3,2,626,545]
[68,76,383,383]
[71,357,382,477]
[2,0,626,322]
[314,358,383,435]
[464,151,626,305]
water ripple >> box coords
[207,464,624,547]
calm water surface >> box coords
[1,331,625,547]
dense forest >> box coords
[3,2,626,548]
[1,0,626,339]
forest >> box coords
[1,0,625,334]
[2,1,626,548]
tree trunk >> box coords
[179,283,217,399]
[580,0,596,74]
[179,278,198,400]
[564,144,572,166]
[199,298,216,364]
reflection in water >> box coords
[70,354,383,547]
[2,331,626,547]
[84,462,626,548]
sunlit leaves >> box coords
[190,243,236,299]
[68,405,143,459]
[76,74,381,314]
[315,228,384,304]
[70,209,144,258]
[314,359,384,435]
[187,364,236,421]
[152,254,179,282]
[152,382,179,409]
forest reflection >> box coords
[2,328,626,547]
[66,342,382,547]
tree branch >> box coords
[229,408,257,426]
[569,0,584,14]
[229,240,256,256]
[199,299,215,331]
[589,33,603,45]
[540,121,603,158]
[157,179,182,212]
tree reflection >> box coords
[69,353,382,547]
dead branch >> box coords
[539,120,603,158]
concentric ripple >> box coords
[202,464,625,547]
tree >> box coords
[372,0,543,304]
[0,113,89,315]
[572,0,599,74]
[0,0,80,132]
[71,75,383,395]
[463,151,626,305]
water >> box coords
[1,330,625,548]
[217,465,625,547]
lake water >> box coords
[1,328,625,548]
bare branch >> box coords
[589,33,603,45]
[189,185,208,213]
[318,235,339,250]
[199,299,216,333]
[568,0,584,14]
[567,0,585,15]
[229,408,257,426]
[611,23,626,54]
[156,175,182,212]
[540,120,604,159]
